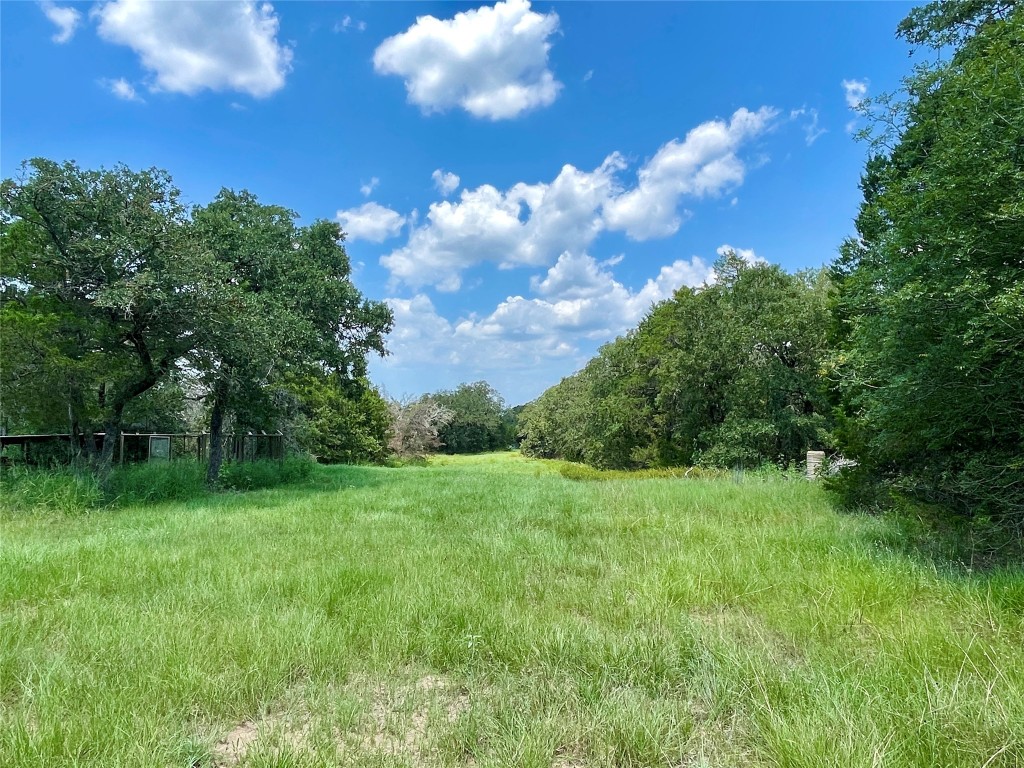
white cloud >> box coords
[380,107,780,291]
[360,177,380,197]
[337,202,406,243]
[583,69,593,82]
[376,251,717,402]
[603,106,779,240]
[41,1,81,43]
[93,0,293,97]
[790,107,826,146]
[102,77,143,102]
[432,169,460,197]
[842,78,868,109]
[381,154,624,291]
[372,0,562,120]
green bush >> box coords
[1,457,316,514]
[218,456,314,491]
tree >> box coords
[830,1,1024,521]
[189,190,393,484]
[1,163,393,483]
[1,159,220,468]
[431,381,509,453]
[519,254,833,470]
[387,397,454,459]
[278,373,391,464]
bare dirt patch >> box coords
[350,672,471,760]
[211,672,471,766]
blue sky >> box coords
[2,1,917,405]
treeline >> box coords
[1,160,393,483]
[522,1,1023,525]
[520,255,831,470]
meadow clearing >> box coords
[1,453,1021,767]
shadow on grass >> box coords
[859,502,1024,577]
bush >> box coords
[218,457,314,491]
[1,457,316,514]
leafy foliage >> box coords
[1,161,393,484]
[830,1,1024,523]
[431,381,515,454]
[278,374,391,465]
[520,254,833,470]
[1,159,220,464]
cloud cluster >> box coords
[604,107,778,239]
[93,0,293,97]
[337,202,406,243]
[378,249,722,398]
[382,154,625,291]
[373,0,562,120]
[41,1,81,43]
[379,107,776,290]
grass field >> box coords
[1,453,1022,767]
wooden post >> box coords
[806,450,825,479]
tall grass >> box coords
[1,452,1021,767]
[0,457,315,514]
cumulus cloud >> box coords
[842,78,868,109]
[337,202,406,243]
[102,77,143,102]
[93,0,293,97]
[382,154,624,291]
[377,251,717,403]
[432,169,460,197]
[373,0,562,120]
[379,107,778,290]
[360,177,380,197]
[603,107,778,240]
[41,1,81,43]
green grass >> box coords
[0,458,314,513]
[1,452,1021,767]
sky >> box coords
[1,0,919,405]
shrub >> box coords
[218,456,314,491]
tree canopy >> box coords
[829,0,1023,521]
[1,159,393,479]
[520,254,833,470]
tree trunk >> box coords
[206,376,230,486]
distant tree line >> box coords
[522,1,1023,527]
[388,381,517,459]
